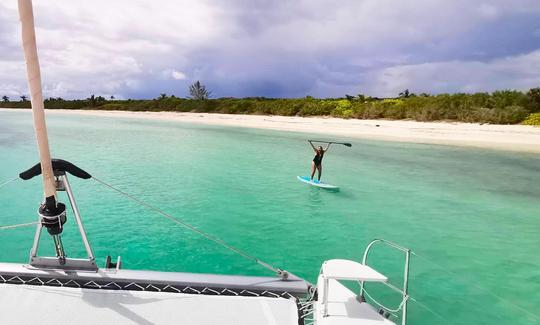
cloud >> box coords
[363,50,540,97]
[0,0,540,99]
[171,70,187,80]
[477,4,501,19]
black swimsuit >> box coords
[313,152,324,166]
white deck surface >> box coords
[315,275,395,325]
[0,283,298,325]
[321,259,387,282]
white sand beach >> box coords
[3,108,540,153]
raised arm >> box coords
[308,140,317,152]
[324,143,331,152]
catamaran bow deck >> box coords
[0,262,308,325]
[2,284,299,325]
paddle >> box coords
[309,140,352,147]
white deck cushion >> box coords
[321,259,387,282]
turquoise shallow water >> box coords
[1,110,539,324]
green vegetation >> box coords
[2,88,540,125]
[522,113,540,126]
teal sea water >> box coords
[1,110,539,324]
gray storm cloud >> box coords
[0,0,540,99]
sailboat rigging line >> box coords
[363,287,448,323]
[0,177,18,190]
[362,288,406,313]
[91,176,289,279]
[0,221,38,230]
[408,296,448,323]
[413,252,540,320]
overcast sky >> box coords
[1,0,540,99]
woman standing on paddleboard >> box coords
[309,140,330,181]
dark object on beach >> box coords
[376,124,380,127]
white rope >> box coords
[414,252,540,320]
[0,177,18,190]
[0,178,35,230]
[363,288,450,323]
[408,296,449,323]
[0,221,38,230]
[362,288,406,313]
[91,176,286,277]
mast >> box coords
[18,0,56,201]
[18,0,71,266]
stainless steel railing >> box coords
[360,239,412,325]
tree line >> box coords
[1,83,539,125]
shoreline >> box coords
[2,108,540,154]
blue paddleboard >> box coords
[297,176,339,190]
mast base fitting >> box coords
[38,196,67,236]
